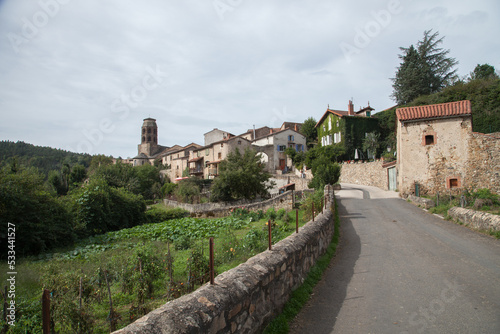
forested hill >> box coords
[0,140,92,176]
[375,77,500,149]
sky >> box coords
[0,0,498,159]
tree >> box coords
[362,132,380,159]
[308,156,341,190]
[469,64,499,81]
[391,30,458,105]
[210,148,274,202]
[301,117,318,148]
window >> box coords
[425,135,434,145]
[142,129,145,134]
[447,177,461,189]
[206,149,209,156]
[328,119,332,130]
[148,128,151,134]
[218,152,222,159]
[142,136,145,143]
[147,136,151,141]
[334,132,342,143]
[277,145,286,152]
[238,140,241,145]
[288,135,294,142]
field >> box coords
[0,201,319,333]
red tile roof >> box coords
[396,100,472,122]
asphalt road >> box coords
[289,183,500,334]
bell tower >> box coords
[138,118,159,156]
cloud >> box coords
[0,0,499,158]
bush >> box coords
[266,207,277,221]
[276,208,286,220]
[146,206,189,224]
[301,190,324,222]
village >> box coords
[121,98,499,200]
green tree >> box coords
[69,164,87,187]
[174,177,201,203]
[308,156,341,190]
[362,132,380,159]
[0,167,74,256]
[469,64,499,81]
[211,148,274,202]
[301,117,318,148]
[391,30,458,104]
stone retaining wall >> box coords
[164,190,314,218]
[448,207,500,232]
[465,132,500,195]
[339,160,388,190]
[114,186,335,334]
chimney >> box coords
[348,100,354,116]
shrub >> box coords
[276,208,286,220]
[266,207,277,221]
[146,206,189,224]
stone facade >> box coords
[114,187,335,334]
[465,132,500,194]
[339,160,388,189]
[397,110,472,196]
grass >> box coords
[263,198,340,334]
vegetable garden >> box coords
[0,192,324,333]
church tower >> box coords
[138,118,159,157]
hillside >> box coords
[0,140,92,176]
[375,77,500,148]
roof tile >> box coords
[396,100,472,122]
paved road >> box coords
[289,183,500,334]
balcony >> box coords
[189,167,203,175]
[208,168,218,176]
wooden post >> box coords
[209,237,215,285]
[312,202,315,222]
[79,277,83,310]
[104,270,116,332]
[42,289,50,334]
[268,220,272,250]
[295,209,299,233]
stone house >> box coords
[160,143,202,182]
[203,128,235,146]
[188,135,252,179]
[396,100,473,196]
[315,100,378,160]
[251,128,306,173]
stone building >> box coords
[396,100,473,196]
[133,118,169,166]
[189,135,252,179]
[315,100,378,160]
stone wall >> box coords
[114,186,336,334]
[465,132,500,195]
[448,207,500,232]
[339,159,388,190]
[271,174,311,192]
[164,189,314,218]
[397,116,472,196]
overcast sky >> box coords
[0,0,498,158]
